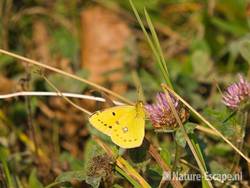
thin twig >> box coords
[0,91,221,137]
[43,76,91,115]
[0,49,133,105]
[0,91,124,106]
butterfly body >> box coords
[89,102,145,148]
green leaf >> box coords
[60,152,84,171]
[184,122,197,134]
[50,28,79,63]
[115,166,141,188]
[191,50,213,81]
[83,140,105,171]
[208,143,232,156]
[209,161,230,174]
[140,69,161,92]
[175,127,186,148]
[203,107,236,137]
[55,170,86,183]
[144,8,172,88]
[175,123,197,148]
[85,176,102,188]
[211,17,248,36]
[0,146,14,188]
[129,0,171,86]
[160,147,171,166]
[146,166,162,188]
[114,0,158,13]
[239,40,250,65]
[0,55,14,70]
[190,134,212,188]
[29,169,44,188]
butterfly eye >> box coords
[112,112,116,116]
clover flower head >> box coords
[222,75,250,110]
[145,92,189,129]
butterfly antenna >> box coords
[41,74,91,116]
[132,71,145,103]
[215,82,223,96]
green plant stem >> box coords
[172,135,182,173]
[115,166,141,188]
[45,182,62,188]
[1,160,14,188]
[231,111,248,173]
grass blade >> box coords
[144,8,172,88]
[129,0,170,84]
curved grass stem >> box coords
[162,85,214,188]
[0,49,134,105]
[162,84,250,164]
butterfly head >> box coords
[135,101,145,118]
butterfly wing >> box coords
[111,103,145,148]
[110,105,145,148]
[89,103,145,149]
[89,105,134,136]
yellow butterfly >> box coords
[89,102,145,149]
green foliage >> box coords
[128,141,148,163]
[47,70,88,93]
[0,55,14,70]
[175,122,197,148]
[159,143,171,166]
[0,146,14,188]
[55,170,86,184]
[208,143,232,157]
[29,169,44,188]
[239,38,250,65]
[1,0,250,187]
[110,0,159,13]
[55,140,108,187]
[50,28,79,63]
[146,168,162,188]
[203,107,236,137]
[60,152,84,171]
